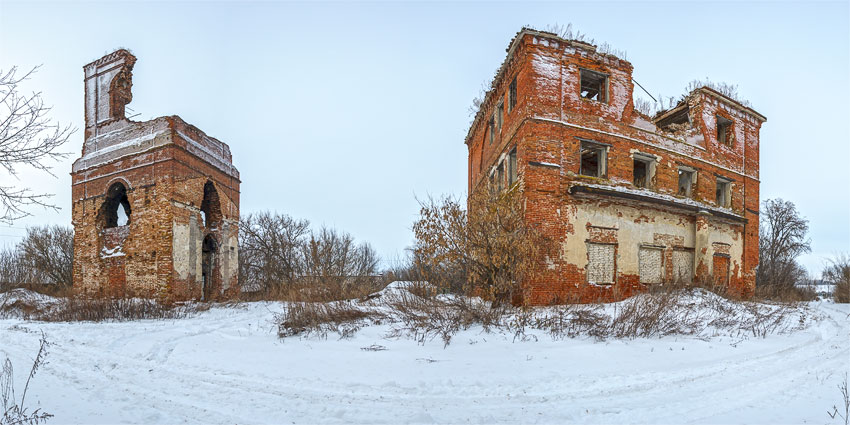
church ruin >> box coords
[71,49,240,300]
[467,28,764,304]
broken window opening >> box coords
[716,115,733,145]
[508,77,517,112]
[200,181,222,229]
[632,154,655,189]
[101,182,131,229]
[496,162,505,192]
[677,167,695,198]
[580,142,606,178]
[655,104,691,132]
[201,234,218,301]
[488,117,495,145]
[496,102,504,132]
[507,148,518,187]
[580,69,608,103]
[716,177,731,208]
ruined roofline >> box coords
[464,27,631,146]
[697,86,766,122]
[83,49,136,70]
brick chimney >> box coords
[83,49,136,139]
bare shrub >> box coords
[412,189,554,306]
[828,373,850,425]
[276,301,384,339]
[300,227,383,301]
[18,225,73,287]
[0,248,29,292]
[754,282,817,303]
[32,296,205,322]
[824,254,850,303]
[1,332,52,425]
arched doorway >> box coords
[201,234,218,301]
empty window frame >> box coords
[497,102,504,132]
[580,141,607,178]
[632,153,655,189]
[677,166,696,197]
[508,77,517,112]
[587,243,615,285]
[488,117,495,145]
[580,69,608,103]
[507,148,518,187]
[716,177,732,208]
[716,115,733,145]
[496,162,505,191]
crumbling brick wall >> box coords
[466,29,763,304]
[71,50,240,300]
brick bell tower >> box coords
[71,49,240,300]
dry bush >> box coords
[300,227,384,301]
[824,254,850,303]
[30,296,206,322]
[754,283,817,303]
[18,225,73,287]
[1,332,52,425]
[411,189,553,306]
[277,301,385,339]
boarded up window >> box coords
[639,247,663,284]
[587,243,615,284]
[673,250,694,283]
[713,255,730,286]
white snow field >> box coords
[0,289,848,424]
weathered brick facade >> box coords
[466,29,764,304]
[71,50,240,300]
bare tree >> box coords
[412,188,554,306]
[238,212,310,294]
[0,66,73,223]
[19,225,73,287]
[302,227,381,299]
[757,198,811,288]
[823,254,850,303]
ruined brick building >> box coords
[71,50,240,300]
[467,28,764,304]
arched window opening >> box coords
[101,182,131,228]
[200,181,222,229]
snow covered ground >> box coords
[0,291,847,424]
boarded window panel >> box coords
[673,250,694,283]
[639,247,663,284]
[713,255,730,286]
[587,243,615,284]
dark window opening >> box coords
[496,162,505,191]
[678,168,695,197]
[633,159,648,188]
[200,181,222,229]
[496,103,504,132]
[101,182,131,228]
[716,178,731,208]
[508,77,517,112]
[580,142,606,178]
[716,115,733,145]
[508,148,518,187]
[488,117,495,145]
[201,234,218,301]
[580,69,608,103]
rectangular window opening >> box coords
[497,103,504,132]
[488,117,495,145]
[716,177,731,208]
[716,115,733,145]
[677,167,695,197]
[508,77,517,112]
[496,162,505,192]
[580,142,606,178]
[580,69,608,103]
[508,148,518,187]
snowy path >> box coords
[1,301,847,424]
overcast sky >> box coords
[0,1,848,274]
